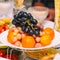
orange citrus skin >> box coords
[22,36,35,48]
[44,27,55,40]
[40,34,51,46]
[7,30,17,44]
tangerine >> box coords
[40,34,51,46]
[22,36,35,48]
[44,27,55,40]
[7,30,17,44]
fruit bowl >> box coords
[0,10,59,51]
[0,30,60,50]
[0,21,60,51]
[0,10,59,50]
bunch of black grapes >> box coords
[12,11,40,36]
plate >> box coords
[0,21,60,50]
[53,53,60,60]
[43,20,54,29]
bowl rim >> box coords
[28,6,49,12]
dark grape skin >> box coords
[14,11,28,19]
[33,27,40,36]
[18,11,24,18]
[12,18,24,27]
[17,18,23,22]
[28,13,33,19]
[25,27,29,33]
[12,18,21,24]
[31,19,37,25]
[22,25,26,31]
[34,27,40,31]
[30,23,35,27]
[28,28,34,36]
[12,19,17,25]
[34,30,40,36]
[15,23,21,27]
[21,17,28,22]
[12,21,22,27]
[22,12,28,18]
[14,14,19,19]
[18,11,28,18]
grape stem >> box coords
[24,20,34,30]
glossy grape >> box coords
[28,13,33,19]
[12,19,17,25]
[12,11,40,36]
[18,11,24,18]
[31,19,37,25]
[35,27,40,31]
[21,17,28,22]
[22,25,26,31]
[30,23,35,27]
[23,12,28,18]
[25,27,29,33]
[14,14,18,19]
[34,30,40,36]
[28,28,34,36]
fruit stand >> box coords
[0,0,60,60]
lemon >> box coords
[2,18,12,24]
[0,20,5,26]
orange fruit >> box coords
[44,27,55,40]
[7,30,17,44]
[40,34,51,46]
[22,36,35,48]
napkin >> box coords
[53,53,60,60]
[0,57,10,60]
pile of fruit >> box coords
[0,18,12,33]
[7,11,55,48]
[12,11,41,36]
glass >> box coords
[28,6,48,23]
[0,0,14,19]
[13,0,25,14]
[14,0,24,8]
[55,0,60,32]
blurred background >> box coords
[0,0,60,60]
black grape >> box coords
[28,13,33,19]
[21,17,28,22]
[34,30,40,36]
[22,12,28,18]
[30,23,35,27]
[18,11,24,18]
[25,27,29,33]
[12,19,17,25]
[12,11,40,36]
[34,27,40,31]
[22,25,26,31]
[31,19,37,25]
[28,28,34,36]
[14,14,19,19]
